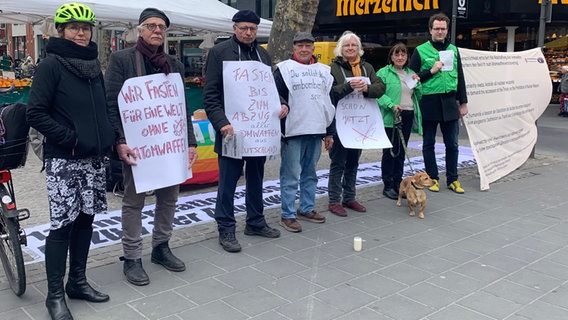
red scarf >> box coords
[135,37,171,74]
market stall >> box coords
[545,49,567,104]
[0,79,32,105]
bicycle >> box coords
[0,169,30,296]
[0,95,30,296]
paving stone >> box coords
[458,291,524,319]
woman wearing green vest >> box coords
[376,43,423,200]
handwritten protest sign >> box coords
[222,61,281,157]
[276,60,335,136]
[460,48,551,190]
[118,73,191,193]
[335,82,391,149]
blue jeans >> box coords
[422,119,459,185]
[280,136,322,219]
[328,134,362,204]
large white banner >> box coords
[118,73,191,193]
[336,88,392,149]
[460,48,551,190]
[22,143,476,264]
[222,61,281,157]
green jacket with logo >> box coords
[415,41,458,95]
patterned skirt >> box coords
[45,158,108,230]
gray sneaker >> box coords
[219,233,241,252]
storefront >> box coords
[314,0,568,69]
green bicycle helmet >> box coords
[54,3,96,28]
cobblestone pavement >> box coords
[2,105,568,319]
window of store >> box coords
[180,39,204,78]
[257,0,274,19]
[13,36,26,61]
[36,35,48,60]
[220,0,238,8]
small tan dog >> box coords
[397,172,434,219]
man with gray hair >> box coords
[203,10,286,253]
[105,7,198,286]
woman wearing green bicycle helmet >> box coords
[27,3,113,320]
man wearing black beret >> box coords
[105,7,198,285]
[203,10,287,252]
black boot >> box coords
[151,241,186,272]
[45,238,73,320]
[65,228,109,303]
[121,257,150,286]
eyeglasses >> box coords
[432,28,448,32]
[66,24,92,34]
[142,23,168,32]
[235,25,258,32]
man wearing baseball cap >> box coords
[105,7,198,286]
[273,32,335,233]
[203,10,287,252]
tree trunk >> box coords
[267,0,320,64]
[99,29,112,72]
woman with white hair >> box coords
[327,31,385,217]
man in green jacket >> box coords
[409,13,468,194]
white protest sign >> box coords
[460,48,551,190]
[118,73,191,193]
[222,61,281,157]
[335,89,392,149]
[276,60,335,136]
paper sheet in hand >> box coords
[222,131,243,159]
[439,50,455,71]
[404,73,418,89]
[345,76,371,84]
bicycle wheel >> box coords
[0,212,26,296]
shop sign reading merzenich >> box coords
[336,0,439,16]
[538,0,568,4]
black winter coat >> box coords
[27,53,114,159]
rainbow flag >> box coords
[183,119,219,184]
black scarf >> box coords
[135,37,171,75]
[46,37,101,80]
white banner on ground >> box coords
[460,48,551,190]
[335,87,392,149]
[222,61,281,157]
[22,144,475,264]
[118,73,191,193]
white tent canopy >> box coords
[0,0,272,37]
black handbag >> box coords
[0,102,29,169]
